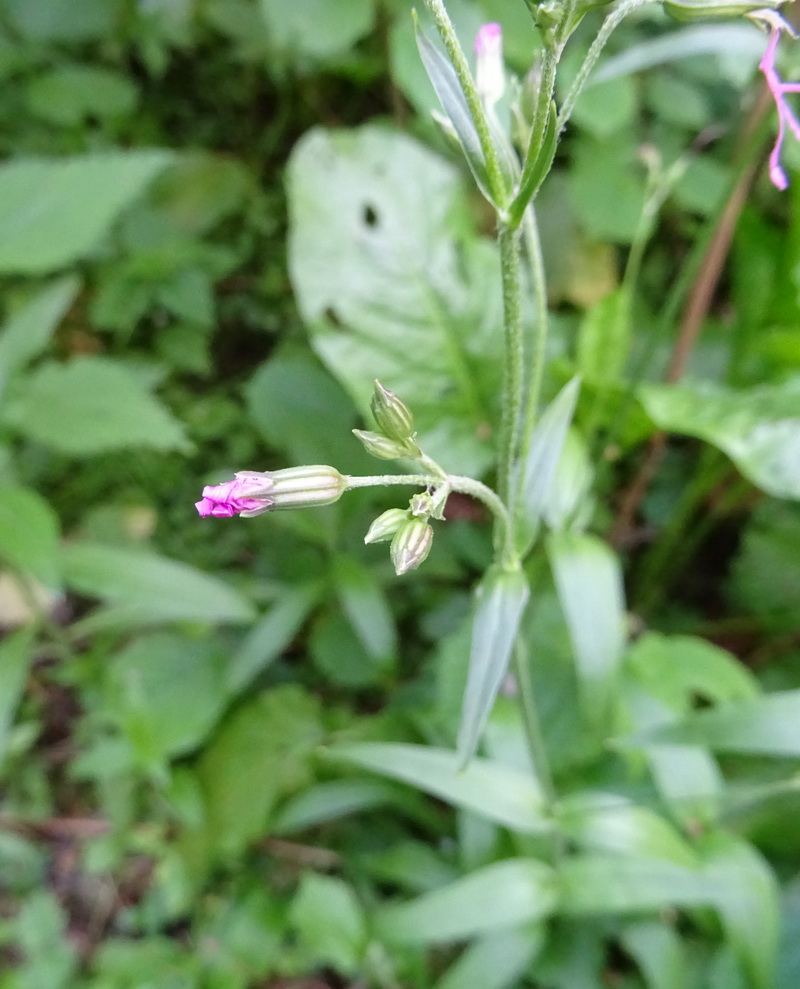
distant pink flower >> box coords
[759,21,800,190]
[195,473,273,518]
[474,22,504,109]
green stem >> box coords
[497,222,525,518]
[422,0,508,205]
[344,473,436,490]
[517,206,550,490]
[511,48,558,227]
[557,0,657,134]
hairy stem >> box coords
[497,222,525,521]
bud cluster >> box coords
[353,381,421,462]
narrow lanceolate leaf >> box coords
[517,375,580,538]
[509,101,558,224]
[414,18,490,201]
[330,742,550,834]
[0,150,171,274]
[457,568,530,768]
[376,858,557,944]
[434,925,545,989]
[547,532,625,731]
[700,833,779,989]
[624,690,800,756]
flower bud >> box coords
[370,381,416,442]
[474,23,505,109]
[353,429,416,461]
[390,518,434,576]
[265,465,347,512]
[195,466,345,518]
[364,508,409,545]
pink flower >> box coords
[759,19,800,190]
[474,22,504,109]
[195,473,273,518]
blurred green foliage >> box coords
[1,1,800,987]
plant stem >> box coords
[422,0,508,205]
[510,48,558,227]
[558,0,656,134]
[344,473,437,490]
[517,206,550,489]
[497,222,525,521]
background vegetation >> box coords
[1,0,800,986]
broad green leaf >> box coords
[332,555,397,662]
[700,833,779,989]
[547,532,625,730]
[0,151,171,273]
[640,378,800,500]
[560,854,718,914]
[198,686,323,858]
[259,0,373,60]
[457,568,529,767]
[105,633,226,770]
[434,924,545,989]
[517,376,580,536]
[3,0,120,41]
[626,690,800,756]
[0,486,60,588]
[0,277,79,390]
[620,920,690,989]
[273,779,400,834]
[26,65,138,126]
[569,74,637,138]
[330,742,550,834]
[557,793,697,867]
[0,627,34,768]
[576,286,631,384]
[288,874,367,975]
[287,125,502,476]
[61,541,255,625]
[376,858,557,944]
[225,582,321,696]
[414,19,491,200]
[626,632,758,710]
[4,357,189,455]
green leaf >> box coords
[557,793,697,867]
[626,690,800,756]
[700,833,779,989]
[640,378,800,500]
[4,357,190,455]
[288,874,367,975]
[376,859,557,944]
[61,541,255,625]
[273,779,400,833]
[0,277,79,388]
[434,924,545,989]
[559,854,717,914]
[287,125,502,476]
[0,151,171,274]
[225,582,321,696]
[620,920,690,989]
[259,0,373,60]
[547,532,625,730]
[105,633,226,770]
[332,554,396,663]
[0,627,34,769]
[198,686,323,859]
[625,632,758,710]
[330,742,550,834]
[576,286,631,384]
[517,376,580,536]
[26,65,138,126]
[414,18,490,200]
[457,568,529,767]
[0,486,61,589]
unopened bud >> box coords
[371,381,416,442]
[353,429,417,461]
[390,518,434,576]
[364,508,409,545]
[474,23,505,109]
[261,465,346,512]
